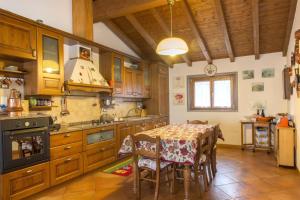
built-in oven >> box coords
[0,116,50,174]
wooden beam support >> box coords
[214,0,235,62]
[93,0,170,22]
[72,0,93,40]
[151,8,192,66]
[103,19,144,58]
[252,0,260,60]
[181,0,212,64]
[282,0,298,56]
[125,14,172,66]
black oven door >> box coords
[2,127,50,173]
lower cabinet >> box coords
[50,153,83,186]
[2,162,50,200]
[83,144,116,173]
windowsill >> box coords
[187,108,238,112]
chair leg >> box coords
[171,164,175,194]
[212,149,217,176]
[136,168,141,200]
[165,166,170,186]
[154,170,160,200]
[207,159,213,183]
[193,164,201,198]
[202,164,209,192]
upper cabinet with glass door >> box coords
[100,52,124,96]
[24,28,64,96]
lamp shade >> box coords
[156,37,189,56]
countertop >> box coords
[50,115,167,135]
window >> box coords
[187,73,238,111]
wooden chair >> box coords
[210,125,220,177]
[187,120,208,125]
[174,131,213,197]
[131,134,175,200]
[194,131,213,194]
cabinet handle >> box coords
[32,49,37,57]
[64,158,72,162]
[64,134,71,137]
[64,146,72,150]
[26,169,33,174]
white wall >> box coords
[0,0,73,33]
[93,22,139,57]
[170,53,288,145]
[286,0,300,169]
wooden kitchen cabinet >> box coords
[50,153,83,186]
[117,123,135,150]
[83,144,116,173]
[123,68,144,97]
[100,52,124,96]
[24,28,64,95]
[144,62,169,116]
[2,162,49,200]
[0,14,37,60]
[124,68,134,96]
[275,127,296,167]
[143,62,151,98]
[50,141,83,160]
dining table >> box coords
[119,123,221,200]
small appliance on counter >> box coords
[7,89,23,117]
[0,115,50,174]
[49,116,61,132]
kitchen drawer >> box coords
[50,153,83,186]
[2,162,49,200]
[83,126,116,151]
[50,141,83,160]
[50,131,82,147]
[83,144,116,173]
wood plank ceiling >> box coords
[93,0,297,65]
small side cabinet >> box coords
[275,127,296,167]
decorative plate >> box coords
[204,64,217,76]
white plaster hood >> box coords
[65,58,109,87]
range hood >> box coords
[64,45,112,93]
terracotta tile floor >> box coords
[26,148,300,200]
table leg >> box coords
[183,164,191,200]
[133,164,136,194]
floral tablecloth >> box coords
[119,124,218,165]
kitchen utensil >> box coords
[60,96,70,116]
[15,78,24,86]
[7,89,23,116]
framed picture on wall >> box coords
[173,93,184,105]
[252,82,264,92]
[262,68,275,78]
[172,76,185,89]
[242,70,254,79]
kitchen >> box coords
[0,0,300,200]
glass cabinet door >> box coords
[42,35,60,74]
[113,56,122,82]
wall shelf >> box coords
[0,69,27,78]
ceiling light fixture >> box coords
[156,0,189,56]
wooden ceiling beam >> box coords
[93,0,171,22]
[151,8,192,67]
[125,14,172,66]
[103,19,144,58]
[214,0,235,62]
[181,0,212,64]
[252,0,260,60]
[282,0,298,56]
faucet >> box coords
[126,107,142,118]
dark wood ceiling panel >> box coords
[222,0,254,57]
[96,0,296,64]
[112,17,159,61]
[259,0,291,54]
[186,0,228,60]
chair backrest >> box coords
[195,131,213,165]
[187,120,208,125]
[212,124,220,148]
[130,134,161,164]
